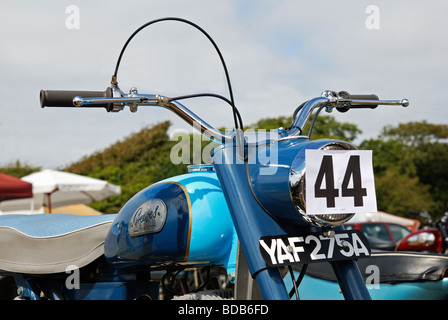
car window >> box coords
[361,223,391,241]
[388,224,411,241]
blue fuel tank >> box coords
[104,165,237,274]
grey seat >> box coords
[0,213,116,274]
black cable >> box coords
[286,101,307,133]
[112,17,241,129]
[161,267,187,297]
[288,265,299,300]
[288,264,308,299]
[307,104,326,138]
[171,93,243,130]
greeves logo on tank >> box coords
[128,199,167,237]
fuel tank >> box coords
[104,165,237,273]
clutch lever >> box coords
[73,87,233,145]
[73,87,168,113]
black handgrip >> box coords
[40,88,113,110]
[337,91,379,112]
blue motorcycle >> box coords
[0,18,422,301]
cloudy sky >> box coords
[1,0,447,169]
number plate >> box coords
[259,230,371,267]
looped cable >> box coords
[112,17,242,129]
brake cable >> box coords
[111,17,243,130]
[288,264,308,299]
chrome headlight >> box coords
[248,138,358,228]
[290,141,357,227]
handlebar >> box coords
[337,91,379,111]
[42,86,233,144]
[286,90,408,137]
[40,85,408,144]
[40,88,114,111]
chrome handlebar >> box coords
[74,87,233,144]
[73,86,409,144]
[287,91,408,137]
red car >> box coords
[396,228,444,253]
[344,222,412,243]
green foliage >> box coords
[360,121,448,218]
[246,114,361,142]
[359,139,416,176]
[0,161,40,178]
[65,121,189,213]
[304,115,361,142]
[415,142,448,214]
[373,169,435,217]
[381,121,448,147]
[245,116,292,131]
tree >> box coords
[373,169,435,216]
[361,121,448,218]
[382,121,448,215]
[359,139,416,176]
[0,161,40,178]
[381,121,448,148]
[246,114,362,142]
[66,121,189,213]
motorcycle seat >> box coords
[294,250,448,283]
[0,213,116,274]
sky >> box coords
[1,0,447,169]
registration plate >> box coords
[259,230,370,267]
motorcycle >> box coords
[0,17,410,300]
[396,211,448,253]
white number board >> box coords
[305,150,377,215]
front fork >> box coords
[331,260,371,300]
[212,144,371,300]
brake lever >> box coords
[321,90,408,113]
[338,98,409,107]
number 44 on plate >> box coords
[305,150,377,215]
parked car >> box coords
[344,222,412,249]
[395,211,448,253]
